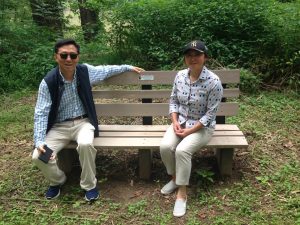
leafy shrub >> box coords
[80,36,124,65]
[195,168,215,190]
[108,0,300,88]
[260,1,300,86]
[240,69,262,93]
[109,0,275,68]
[108,0,188,69]
[0,22,56,93]
[1,0,299,93]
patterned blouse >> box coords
[169,66,223,129]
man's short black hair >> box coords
[54,39,80,54]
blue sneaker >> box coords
[45,185,61,199]
[85,187,99,202]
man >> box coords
[32,39,144,201]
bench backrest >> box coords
[93,70,240,123]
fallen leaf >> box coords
[129,190,143,199]
[198,212,206,219]
[222,195,226,200]
[283,141,293,148]
[236,152,250,156]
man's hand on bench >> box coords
[131,66,145,73]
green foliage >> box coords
[0,21,56,93]
[0,0,299,93]
[80,36,124,65]
[109,0,188,69]
[240,69,262,93]
[127,200,148,216]
[108,0,300,87]
[256,0,300,86]
[0,0,66,93]
[195,168,214,190]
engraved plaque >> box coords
[139,75,154,81]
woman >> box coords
[160,40,223,217]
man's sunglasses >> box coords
[59,53,78,59]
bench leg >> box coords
[57,149,78,173]
[215,148,234,177]
[138,149,152,180]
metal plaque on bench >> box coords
[139,75,154,81]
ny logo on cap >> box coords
[191,41,197,47]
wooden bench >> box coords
[59,69,248,179]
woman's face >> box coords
[184,50,206,71]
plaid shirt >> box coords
[169,66,223,129]
[34,64,133,147]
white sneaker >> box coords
[173,198,187,217]
[161,180,178,195]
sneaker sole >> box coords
[85,194,99,202]
[161,187,178,195]
[46,189,60,200]
[173,198,187,217]
[173,210,186,217]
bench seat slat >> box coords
[67,136,248,149]
[95,102,238,116]
[66,124,247,148]
[98,124,241,131]
[98,131,245,137]
[92,136,248,148]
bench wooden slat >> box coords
[99,124,169,131]
[90,136,248,148]
[103,70,240,85]
[208,136,248,147]
[99,131,165,137]
[98,130,244,137]
[95,102,238,116]
[92,88,239,99]
[98,124,241,131]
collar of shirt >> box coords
[185,66,208,83]
[58,68,77,84]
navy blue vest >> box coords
[44,64,99,137]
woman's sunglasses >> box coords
[59,53,78,59]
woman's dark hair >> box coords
[54,39,80,54]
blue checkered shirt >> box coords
[169,66,223,129]
[34,64,133,147]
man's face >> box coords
[184,49,206,71]
[54,44,79,73]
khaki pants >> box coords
[32,118,97,191]
[160,125,214,186]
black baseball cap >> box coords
[182,40,208,55]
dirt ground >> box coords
[56,146,247,202]
[0,138,247,199]
[0,94,254,224]
[0,91,247,203]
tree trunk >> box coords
[29,0,63,37]
[78,0,100,42]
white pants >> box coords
[32,118,97,191]
[160,125,214,186]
